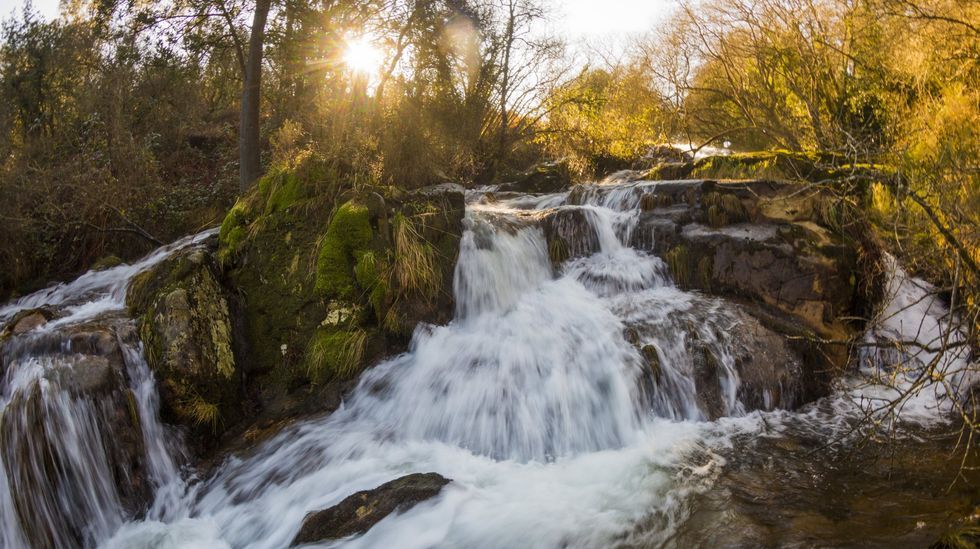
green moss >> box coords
[91,255,124,271]
[692,153,780,179]
[315,201,374,299]
[218,200,251,264]
[259,170,307,213]
[690,151,829,181]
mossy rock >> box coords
[213,161,465,427]
[217,199,251,265]
[648,150,893,190]
[315,201,375,299]
[126,243,238,444]
[91,255,124,271]
[646,161,694,180]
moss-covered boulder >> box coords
[90,255,125,271]
[642,150,889,189]
[214,159,465,429]
[126,239,238,445]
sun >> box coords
[343,36,383,75]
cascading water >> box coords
[0,180,974,548]
[0,233,211,548]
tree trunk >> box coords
[496,0,516,176]
[240,0,272,193]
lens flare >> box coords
[343,36,383,75]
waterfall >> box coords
[0,181,973,548]
[0,232,210,548]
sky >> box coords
[1,0,676,39]
[561,0,675,39]
[0,0,56,20]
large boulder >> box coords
[214,159,466,436]
[292,473,451,545]
[126,239,239,447]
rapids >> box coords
[0,181,974,548]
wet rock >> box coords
[539,180,863,343]
[498,161,572,194]
[292,473,451,545]
[727,309,804,411]
[127,241,238,446]
[689,338,727,420]
[537,177,876,403]
[539,208,602,267]
[0,320,150,548]
[638,181,866,342]
[641,344,662,382]
[0,307,57,338]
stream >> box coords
[0,181,975,548]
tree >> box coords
[240,0,272,191]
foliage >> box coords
[306,327,368,382]
[391,211,439,299]
[0,5,238,298]
[0,0,570,296]
[538,65,672,177]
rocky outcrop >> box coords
[292,473,451,545]
[645,150,887,186]
[213,159,466,439]
[119,158,466,453]
[0,320,150,549]
[126,240,238,447]
[626,292,804,419]
[541,177,883,400]
[552,179,875,341]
